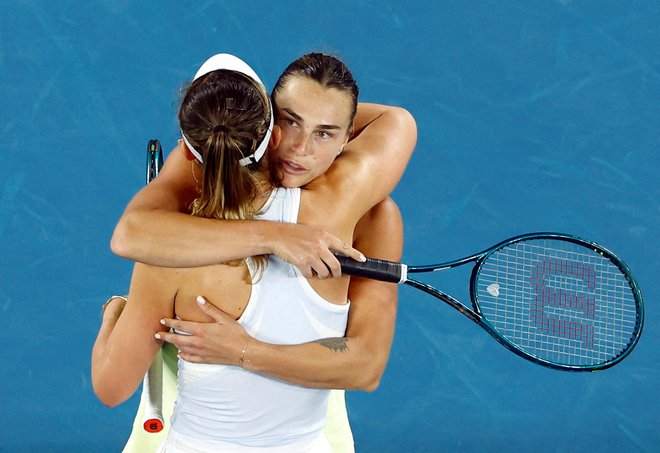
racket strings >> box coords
[475,239,640,367]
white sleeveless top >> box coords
[167,187,350,450]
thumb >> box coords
[196,295,230,322]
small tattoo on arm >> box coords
[315,337,349,353]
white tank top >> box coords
[169,187,350,449]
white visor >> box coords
[180,53,273,167]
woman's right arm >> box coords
[111,142,363,276]
[92,263,176,407]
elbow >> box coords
[352,361,387,392]
[110,214,138,260]
[359,375,382,393]
[394,105,416,125]
[92,379,126,408]
[96,392,123,408]
[92,364,131,408]
[342,338,393,392]
[109,228,128,259]
[391,106,417,145]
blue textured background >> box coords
[1,1,658,451]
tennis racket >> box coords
[142,139,165,432]
[141,351,164,432]
[146,139,163,185]
[336,233,644,371]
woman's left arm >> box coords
[339,103,417,213]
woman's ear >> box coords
[269,124,282,149]
[179,139,197,161]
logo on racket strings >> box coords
[530,259,596,347]
[486,283,500,297]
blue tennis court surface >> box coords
[2,1,658,451]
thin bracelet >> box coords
[101,295,127,316]
[239,340,251,368]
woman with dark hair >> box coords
[101,52,416,451]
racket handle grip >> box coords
[334,253,406,283]
[141,353,164,433]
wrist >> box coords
[253,220,283,255]
[237,337,269,371]
[239,339,251,369]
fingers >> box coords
[274,225,366,279]
[301,255,334,279]
[155,325,209,352]
[299,266,314,279]
[195,296,230,321]
[311,258,331,279]
[155,310,247,366]
[337,243,366,264]
[159,318,198,335]
[308,232,365,279]
[291,256,325,279]
[156,296,233,351]
[326,238,366,278]
[324,231,365,262]
[155,329,192,348]
[299,244,365,280]
[155,331,207,364]
[319,248,341,279]
[176,350,205,363]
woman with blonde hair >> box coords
[93,53,415,451]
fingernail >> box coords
[155,333,161,340]
[360,254,367,262]
[160,319,166,325]
[197,296,206,305]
